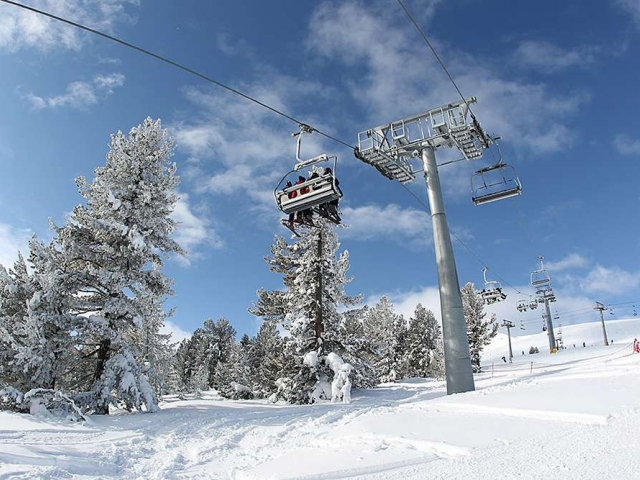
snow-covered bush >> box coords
[0,387,85,421]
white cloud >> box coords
[514,40,600,72]
[0,222,32,270]
[545,253,589,272]
[578,265,640,295]
[307,2,589,155]
[615,0,640,26]
[613,134,640,156]
[160,319,191,344]
[0,0,139,52]
[173,74,335,221]
[26,73,125,110]
[383,286,442,324]
[340,203,431,244]
[171,193,222,263]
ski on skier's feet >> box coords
[281,219,301,237]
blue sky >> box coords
[1,0,640,341]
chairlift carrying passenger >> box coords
[477,267,507,305]
[274,125,343,229]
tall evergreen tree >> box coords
[247,320,284,398]
[0,254,34,391]
[50,117,184,413]
[250,220,361,403]
[406,304,441,378]
[362,296,406,382]
[461,282,498,372]
[339,307,378,389]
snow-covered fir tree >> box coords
[0,253,35,391]
[362,296,407,382]
[246,320,285,398]
[338,307,378,389]
[250,220,361,404]
[405,304,441,378]
[461,282,498,372]
[48,117,184,414]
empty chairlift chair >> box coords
[471,163,522,206]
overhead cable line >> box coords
[396,0,478,122]
[0,0,356,151]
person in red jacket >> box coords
[294,175,311,224]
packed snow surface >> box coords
[2,319,640,479]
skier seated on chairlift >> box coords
[319,167,341,221]
[294,175,313,225]
[285,180,296,228]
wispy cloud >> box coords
[0,222,32,270]
[578,265,640,295]
[546,253,590,272]
[25,73,125,110]
[614,0,640,27]
[613,133,640,156]
[340,203,431,245]
[0,0,139,52]
[171,193,222,264]
[160,319,191,343]
[307,2,590,155]
[173,73,335,219]
[513,40,601,72]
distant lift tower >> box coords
[355,97,517,395]
[594,302,609,346]
[531,256,557,353]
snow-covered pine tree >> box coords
[14,238,80,392]
[0,254,34,392]
[246,320,285,398]
[127,299,176,399]
[171,338,192,395]
[461,282,498,373]
[405,304,441,378]
[250,220,361,404]
[210,318,239,394]
[51,117,184,414]
[362,296,407,382]
[339,307,378,389]
[427,335,446,379]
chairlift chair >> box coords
[516,298,528,312]
[471,163,522,206]
[519,320,525,331]
[530,256,551,289]
[478,267,507,305]
[470,142,522,206]
[274,125,343,223]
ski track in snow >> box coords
[1,342,640,479]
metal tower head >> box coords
[354,97,489,184]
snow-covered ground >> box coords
[2,319,640,479]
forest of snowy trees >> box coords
[0,117,497,417]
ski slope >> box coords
[1,319,640,479]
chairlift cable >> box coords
[396,0,478,123]
[0,0,357,153]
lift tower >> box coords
[356,97,506,394]
[531,256,557,353]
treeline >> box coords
[171,298,445,403]
[0,117,498,417]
